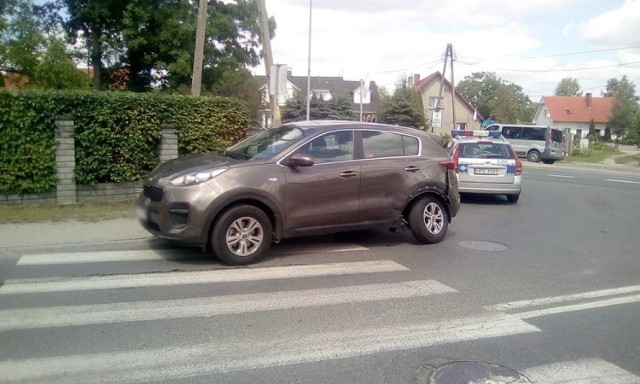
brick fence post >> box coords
[159,124,179,162]
[55,117,77,204]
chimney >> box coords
[287,67,292,78]
[413,73,420,86]
[586,92,592,109]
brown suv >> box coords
[136,121,460,265]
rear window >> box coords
[551,129,563,143]
[459,143,514,159]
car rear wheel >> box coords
[408,195,448,244]
[506,194,520,203]
[527,150,541,163]
[542,159,555,164]
[211,205,272,265]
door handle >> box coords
[405,166,420,172]
[339,170,359,178]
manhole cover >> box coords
[458,241,508,252]
[430,361,532,384]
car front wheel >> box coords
[211,205,272,265]
[506,194,520,203]
[408,195,448,244]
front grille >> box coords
[143,185,165,202]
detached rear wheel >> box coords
[211,205,272,265]
[408,196,448,244]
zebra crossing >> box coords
[1,247,639,383]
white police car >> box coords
[444,130,522,203]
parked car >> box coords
[483,124,564,164]
[136,121,460,265]
[445,130,522,203]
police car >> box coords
[444,130,522,203]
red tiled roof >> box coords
[413,71,484,120]
[542,95,613,124]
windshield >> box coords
[226,126,306,160]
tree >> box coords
[377,79,425,128]
[603,75,639,140]
[281,93,356,123]
[554,77,582,96]
[32,38,91,90]
[456,72,533,124]
[0,0,47,75]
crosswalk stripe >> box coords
[0,279,457,331]
[17,250,165,265]
[523,358,640,383]
[0,260,409,295]
[0,313,540,384]
[485,285,640,312]
[512,293,640,320]
[16,245,370,266]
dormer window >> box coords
[565,109,572,114]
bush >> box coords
[0,89,250,193]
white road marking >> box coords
[0,260,409,295]
[485,285,640,312]
[605,179,640,185]
[523,358,640,383]
[548,174,576,179]
[0,279,456,331]
[512,294,640,320]
[17,250,165,265]
[0,313,539,384]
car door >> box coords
[358,130,425,222]
[283,130,361,231]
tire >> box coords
[506,194,520,203]
[211,205,272,265]
[408,195,448,244]
[527,150,541,163]
[542,160,555,164]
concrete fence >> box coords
[0,117,179,205]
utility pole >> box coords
[305,0,313,121]
[257,0,279,126]
[359,78,363,122]
[436,43,456,130]
[191,0,207,96]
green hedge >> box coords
[0,90,250,194]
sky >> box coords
[255,0,640,101]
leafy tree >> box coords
[0,0,47,75]
[554,77,582,96]
[456,72,533,123]
[281,93,356,123]
[32,38,91,90]
[603,75,639,140]
[207,60,261,124]
[377,79,425,128]
[63,0,129,90]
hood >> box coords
[145,151,243,183]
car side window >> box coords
[362,131,418,159]
[522,127,545,141]
[296,131,354,164]
[502,126,522,139]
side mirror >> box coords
[286,154,314,167]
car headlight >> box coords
[169,168,227,186]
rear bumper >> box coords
[458,180,521,195]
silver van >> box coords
[484,124,564,164]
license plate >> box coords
[475,168,499,175]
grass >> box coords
[0,200,136,224]
[615,154,640,166]
[562,148,624,164]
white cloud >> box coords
[256,0,639,99]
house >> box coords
[412,72,483,135]
[256,69,380,128]
[533,93,613,139]
[1,71,29,89]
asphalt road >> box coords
[1,164,639,383]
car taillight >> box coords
[510,145,522,175]
[444,146,460,172]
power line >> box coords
[495,61,640,73]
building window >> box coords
[428,97,443,110]
[456,123,466,131]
